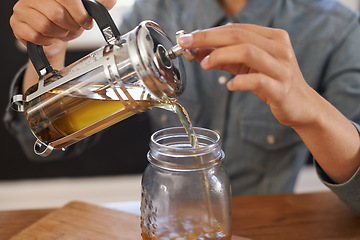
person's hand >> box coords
[179,24,360,183]
[178,24,318,129]
[10,0,116,58]
[10,0,116,91]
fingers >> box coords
[10,19,55,46]
[227,73,283,104]
[179,24,291,60]
[230,23,292,43]
[200,44,284,80]
[227,73,268,92]
[11,0,118,47]
[10,0,98,46]
[55,0,93,30]
[179,23,312,128]
[178,23,298,86]
[13,5,70,37]
[193,48,214,61]
[180,24,292,47]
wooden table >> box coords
[0,191,359,240]
[231,191,360,240]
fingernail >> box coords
[201,55,210,67]
[226,80,233,89]
[83,20,93,30]
[178,34,193,47]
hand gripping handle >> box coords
[27,0,121,77]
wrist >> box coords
[279,86,323,131]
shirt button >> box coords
[160,114,168,123]
[267,135,276,145]
[218,75,227,85]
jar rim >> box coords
[150,126,221,152]
[148,127,224,170]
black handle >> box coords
[82,0,121,43]
[27,43,54,77]
[27,0,121,77]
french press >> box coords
[11,0,195,157]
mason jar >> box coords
[141,127,232,239]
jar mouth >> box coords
[148,127,224,170]
[151,126,221,151]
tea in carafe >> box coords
[24,81,175,150]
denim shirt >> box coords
[4,0,360,214]
[120,0,360,205]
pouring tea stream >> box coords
[11,0,196,157]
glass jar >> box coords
[141,127,232,240]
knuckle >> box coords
[12,2,25,22]
[28,31,43,45]
[12,2,20,13]
[12,0,25,12]
[37,20,53,36]
[48,7,66,24]
[9,16,16,29]
[228,25,242,42]
[274,28,291,42]
[279,47,294,61]
[255,74,267,89]
[241,44,256,59]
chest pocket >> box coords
[240,119,302,151]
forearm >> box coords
[293,92,360,184]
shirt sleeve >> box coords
[315,121,360,216]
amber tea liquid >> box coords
[24,85,172,149]
[141,207,230,240]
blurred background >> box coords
[0,0,358,210]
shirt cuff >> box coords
[314,121,360,215]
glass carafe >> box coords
[141,127,232,239]
[11,0,187,157]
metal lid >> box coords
[133,21,185,99]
